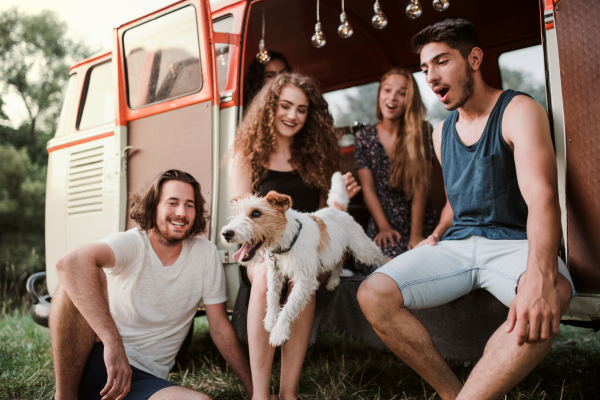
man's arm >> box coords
[417,121,454,247]
[503,95,563,345]
[205,302,253,396]
[55,243,131,400]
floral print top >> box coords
[354,124,439,258]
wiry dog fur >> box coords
[220,172,385,346]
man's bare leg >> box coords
[50,268,108,400]
[149,386,212,399]
[357,273,463,400]
[457,274,572,400]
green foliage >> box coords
[1,312,598,400]
[0,7,92,136]
[0,144,46,276]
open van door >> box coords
[544,0,600,325]
[115,0,220,241]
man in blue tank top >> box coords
[358,19,576,400]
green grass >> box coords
[1,311,599,399]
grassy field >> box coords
[1,308,599,400]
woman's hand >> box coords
[408,234,425,250]
[415,233,440,248]
[344,172,361,199]
[374,228,401,248]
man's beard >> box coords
[155,219,192,246]
[447,63,474,111]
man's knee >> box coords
[557,273,573,314]
[357,273,404,312]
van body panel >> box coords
[125,101,214,237]
[45,150,68,296]
[554,1,600,290]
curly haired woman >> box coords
[231,73,359,400]
[355,67,439,263]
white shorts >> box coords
[374,235,576,310]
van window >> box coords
[55,73,79,137]
[499,45,546,110]
[123,5,202,109]
[324,82,379,128]
[213,15,234,94]
[78,62,114,130]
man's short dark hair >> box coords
[129,169,207,236]
[411,19,481,59]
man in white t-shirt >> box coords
[49,170,253,400]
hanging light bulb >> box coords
[371,1,388,29]
[311,0,326,48]
[337,0,353,38]
[255,10,270,64]
[312,22,327,48]
[406,0,423,19]
[432,0,450,12]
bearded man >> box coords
[50,169,252,400]
[358,19,576,400]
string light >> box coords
[338,0,353,39]
[406,0,423,19]
[255,10,270,64]
[311,0,326,48]
[432,0,450,11]
[371,1,388,29]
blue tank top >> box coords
[441,90,529,241]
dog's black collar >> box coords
[272,219,302,255]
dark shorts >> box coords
[78,342,177,400]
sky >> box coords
[1,0,545,127]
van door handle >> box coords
[120,146,133,161]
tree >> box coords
[0,7,91,137]
[500,67,547,110]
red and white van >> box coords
[28,0,600,335]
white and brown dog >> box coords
[220,172,385,346]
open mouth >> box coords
[385,103,397,110]
[282,120,297,128]
[169,220,187,228]
[233,241,264,262]
[434,86,449,102]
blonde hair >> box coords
[375,68,430,199]
[233,73,340,192]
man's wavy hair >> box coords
[129,169,207,236]
[411,18,481,59]
[233,73,341,193]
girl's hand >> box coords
[408,235,425,250]
[374,228,401,248]
[343,172,361,199]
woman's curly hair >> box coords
[234,73,341,193]
[129,169,207,236]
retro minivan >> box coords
[28,0,600,360]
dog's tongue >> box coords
[233,243,254,262]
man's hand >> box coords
[505,268,561,346]
[100,341,132,400]
[415,233,439,248]
[374,228,401,248]
[343,172,361,199]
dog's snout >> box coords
[222,230,235,241]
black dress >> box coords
[257,170,320,213]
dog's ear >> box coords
[230,195,245,205]
[265,191,293,212]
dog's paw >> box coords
[326,277,340,291]
[263,314,277,332]
[269,324,290,346]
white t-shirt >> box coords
[101,228,227,379]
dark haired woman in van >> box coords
[355,67,439,263]
[231,73,359,400]
[243,51,291,108]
